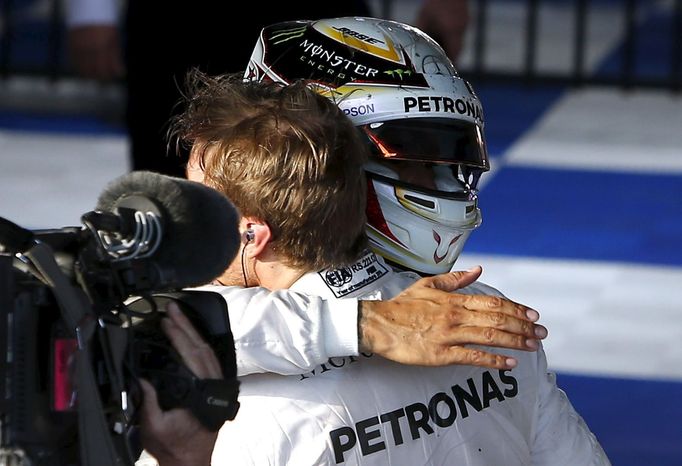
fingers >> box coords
[452,293,540,323]
[162,302,223,379]
[165,301,206,346]
[448,308,548,341]
[404,281,542,326]
[139,378,163,424]
[445,324,545,351]
[364,269,551,370]
[138,378,217,465]
[415,266,483,292]
[440,347,519,371]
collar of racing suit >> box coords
[290,250,399,300]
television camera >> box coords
[0,172,242,465]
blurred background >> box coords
[1,0,681,464]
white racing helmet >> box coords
[245,16,489,275]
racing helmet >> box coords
[245,16,489,275]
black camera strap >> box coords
[25,242,130,466]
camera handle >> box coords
[23,242,132,466]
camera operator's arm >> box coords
[137,302,221,466]
[202,268,543,376]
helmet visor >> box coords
[361,118,489,171]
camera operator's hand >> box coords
[358,266,547,370]
[138,302,223,466]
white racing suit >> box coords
[196,284,360,377]
[166,251,609,465]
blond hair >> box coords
[169,70,368,270]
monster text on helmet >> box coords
[300,40,380,78]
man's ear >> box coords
[186,148,205,183]
[243,220,271,258]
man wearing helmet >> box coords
[134,16,564,462]
[229,15,607,464]
[245,16,489,276]
[136,17,607,460]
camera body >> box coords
[0,223,239,466]
[127,291,240,430]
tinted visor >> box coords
[361,118,489,171]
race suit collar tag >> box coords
[291,250,391,299]
[318,250,391,298]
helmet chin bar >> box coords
[365,174,481,276]
[367,226,474,276]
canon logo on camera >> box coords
[207,396,231,408]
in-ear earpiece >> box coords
[245,229,255,242]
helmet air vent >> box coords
[403,194,435,210]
